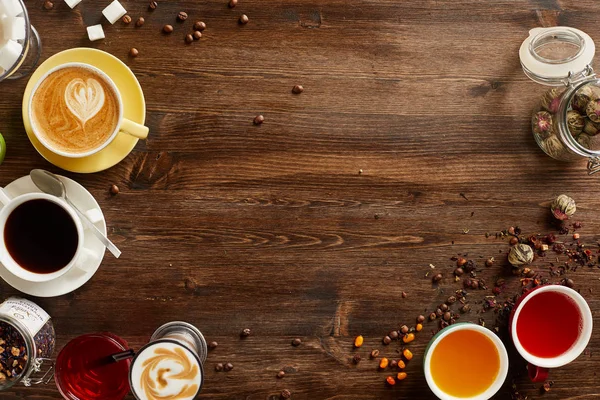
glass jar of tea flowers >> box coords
[521,27,600,174]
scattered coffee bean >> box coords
[446,295,457,304]
[177,11,188,21]
[129,48,139,57]
[369,349,380,358]
[401,291,407,298]
[208,341,218,349]
[454,267,464,276]
[352,353,361,364]
[389,331,399,340]
[185,34,194,43]
[382,335,391,345]
[291,338,301,346]
[432,273,443,283]
[281,389,291,399]
[148,1,158,10]
[163,24,173,33]
[254,115,264,125]
[440,303,449,312]
[224,362,234,371]
[400,325,409,334]
[435,308,443,317]
[194,21,207,31]
[240,328,251,337]
[229,0,238,7]
[122,15,132,24]
[239,14,249,24]
[443,311,451,321]
[110,184,119,195]
[193,31,202,40]
[429,312,437,321]
[292,85,304,94]
[215,363,223,371]
[277,370,285,378]
[136,17,145,27]
[43,1,54,10]
[417,315,425,323]
[563,278,574,288]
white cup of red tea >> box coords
[510,284,593,382]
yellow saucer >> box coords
[22,48,146,173]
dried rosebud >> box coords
[540,88,563,113]
[566,110,585,136]
[587,98,600,122]
[583,119,600,136]
[532,111,554,138]
[508,243,534,266]
[550,194,576,221]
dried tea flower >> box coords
[577,133,593,150]
[566,110,585,136]
[532,111,554,138]
[583,119,600,136]
[572,92,592,113]
[541,135,567,159]
[540,88,563,113]
[586,98,600,122]
[550,194,576,221]
[508,243,534,266]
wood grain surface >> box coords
[1,0,600,398]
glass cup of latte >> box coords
[0,0,42,81]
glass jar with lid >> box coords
[521,26,600,174]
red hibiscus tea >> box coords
[516,291,583,358]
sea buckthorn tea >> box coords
[516,291,582,358]
[424,324,508,400]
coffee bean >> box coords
[277,370,285,378]
[110,185,119,195]
[292,85,304,94]
[185,34,194,43]
[193,31,202,40]
[291,338,301,346]
[177,11,188,21]
[352,354,361,364]
[253,115,264,125]
[208,341,218,349]
[432,273,442,283]
[43,1,54,10]
[435,308,443,317]
[281,389,292,399]
[129,48,139,57]
[194,21,207,31]
[239,14,249,24]
[215,363,223,371]
[389,331,399,340]
[136,17,145,27]
[241,328,251,337]
[148,1,158,10]
[122,15,132,24]
[369,349,380,358]
[454,267,464,276]
[229,0,238,7]
[400,325,408,334]
[564,278,574,288]
[163,24,173,33]
[446,295,457,304]
[416,315,425,323]
[443,311,451,321]
[440,304,449,312]
[401,291,407,298]
[382,336,391,345]
[224,362,234,371]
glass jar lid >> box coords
[520,27,595,86]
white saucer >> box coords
[0,175,106,297]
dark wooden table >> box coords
[2,0,600,398]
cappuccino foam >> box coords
[30,66,120,155]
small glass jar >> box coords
[0,297,55,390]
[521,27,600,174]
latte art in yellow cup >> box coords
[28,62,148,158]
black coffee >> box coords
[4,199,79,274]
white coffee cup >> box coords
[0,188,98,282]
[28,62,149,159]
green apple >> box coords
[0,133,5,165]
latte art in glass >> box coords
[130,341,201,400]
[30,66,120,155]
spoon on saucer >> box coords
[30,169,121,258]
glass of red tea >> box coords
[510,285,593,382]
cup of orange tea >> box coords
[424,323,509,400]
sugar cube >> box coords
[86,24,104,41]
[64,0,81,9]
[102,0,126,24]
[2,16,25,41]
[0,0,23,18]
[0,39,22,70]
